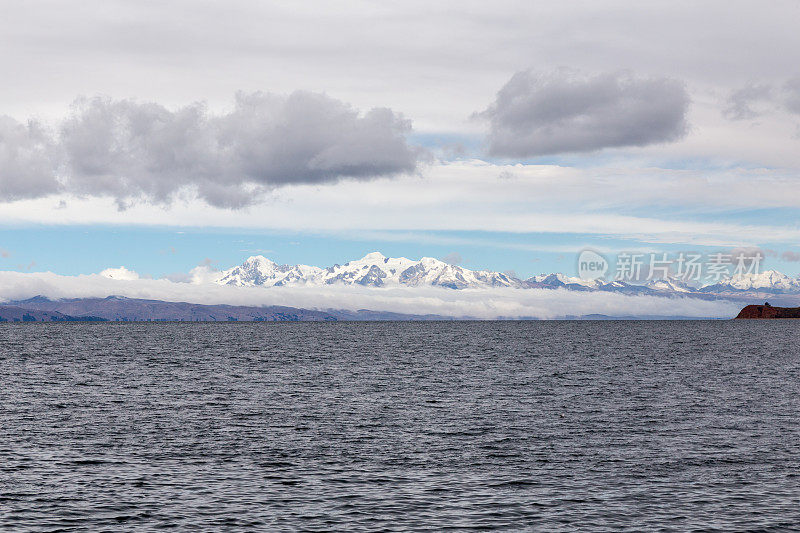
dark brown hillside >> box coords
[736,304,800,319]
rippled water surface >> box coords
[2,321,800,531]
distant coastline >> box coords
[0,295,738,322]
[0,296,448,323]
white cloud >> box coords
[187,264,222,284]
[99,266,140,280]
[722,83,774,120]
[0,92,422,207]
[0,269,743,319]
[1,2,799,231]
[2,160,800,247]
[721,78,800,121]
[440,252,463,265]
[1,1,798,130]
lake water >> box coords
[1,321,799,531]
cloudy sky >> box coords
[2,0,800,280]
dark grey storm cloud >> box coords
[0,91,422,207]
[0,116,61,201]
[478,70,690,158]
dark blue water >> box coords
[1,321,799,531]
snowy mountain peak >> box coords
[703,270,800,293]
[646,276,694,293]
[359,251,387,262]
[243,255,276,267]
[216,253,524,289]
[525,273,600,289]
[216,256,323,287]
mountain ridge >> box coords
[5,296,449,322]
[213,253,800,299]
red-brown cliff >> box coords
[736,304,800,319]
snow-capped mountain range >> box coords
[215,252,800,297]
[217,252,519,289]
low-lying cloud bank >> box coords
[0,270,743,319]
[0,91,422,208]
